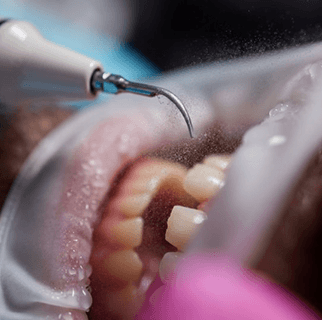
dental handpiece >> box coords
[0,19,194,138]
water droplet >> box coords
[68,268,77,276]
[78,266,85,281]
[70,250,77,260]
[92,175,106,187]
[81,163,92,172]
[61,312,73,320]
[269,103,285,117]
[66,189,73,198]
[70,288,76,297]
[96,168,103,174]
[81,185,91,196]
[89,159,96,166]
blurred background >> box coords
[131,0,322,70]
[2,0,322,75]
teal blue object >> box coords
[0,0,160,109]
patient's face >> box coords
[0,106,74,209]
[1,96,322,318]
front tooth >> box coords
[104,249,143,282]
[203,154,232,170]
[118,193,152,217]
[110,217,143,248]
[165,205,207,251]
[183,163,225,202]
[159,252,183,283]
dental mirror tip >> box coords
[92,71,195,138]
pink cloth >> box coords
[137,253,320,319]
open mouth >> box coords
[47,105,245,319]
[82,57,322,318]
[2,44,322,320]
[87,126,239,319]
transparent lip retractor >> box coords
[91,70,195,138]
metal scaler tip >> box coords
[92,71,194,138]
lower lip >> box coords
[79,120,240,317]
[55,110,198,317]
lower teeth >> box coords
[165,205,207,251]
[159,251,184,284]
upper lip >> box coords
[2,43,322,318]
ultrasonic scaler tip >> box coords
[91,71,194,138]
[0,19,194,138]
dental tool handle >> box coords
[0,20,195,137]
[0,20,102,106]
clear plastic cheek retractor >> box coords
[0,19,194,138]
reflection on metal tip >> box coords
[92,71,194,138]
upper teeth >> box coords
[90,154,231,317]
[203,154,232,171]
[103,249,143,283]
[117,193,152,218]
[183,163,225,202]
[110,217,144,248]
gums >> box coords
[3,45,322,319]
[87,128,240,319]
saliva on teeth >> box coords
[160,154,231,283]
[89,153,231,318]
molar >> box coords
[110,217,144,248]
[103,249,143,283]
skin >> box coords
[0,106,74,209]
[1,105,322,317]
